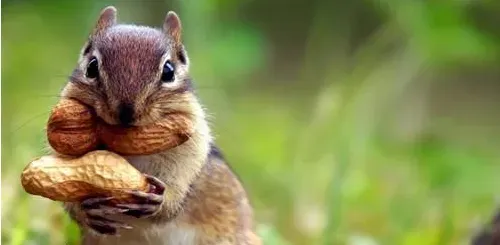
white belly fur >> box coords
[87,221,198,245]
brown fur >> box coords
[92,7,117,36]
[181,148,261,245]
[471,208,500,245]
[164,12,182,45]
[61,6,260,245]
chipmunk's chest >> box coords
[91,222,198,245]
[124,154,163,175]
[162,223,198,245]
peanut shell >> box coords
[21,150,148,202]
[47,99,99,156]
[99,113,191,155]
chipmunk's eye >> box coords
[86,58,99,79]
[161,60,175,82]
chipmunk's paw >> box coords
[80,197,131,235]
[118,174,166,218]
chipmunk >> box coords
[60,6,260,245]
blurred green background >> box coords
[2,0,500,244]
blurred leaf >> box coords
[257,224,291,245]
[381,0,497,65]
[208,25,266,83]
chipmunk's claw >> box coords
[85,206,129,217]
[116,203,160,218]
[80,196,131,235]
[144,174,166,194]
[125,189,163,204]
[86,214,132,235]
[117,174,165,218]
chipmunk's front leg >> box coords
[67,174,166,235]
[115,175,166,218]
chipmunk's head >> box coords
[62,6,198,127]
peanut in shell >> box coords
[47,98,99,156]
[21,150,148,202]
[99,113,191,155]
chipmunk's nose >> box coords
[118,102,135,126]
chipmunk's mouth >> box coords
[85,95,192,129]
[95,105,187,130]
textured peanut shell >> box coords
[47,99,99,156]
[47,99,192,156]
[21,150,148,202]
[99,113,191,155]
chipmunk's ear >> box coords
[92,6,117,36]
[163,11,182,44]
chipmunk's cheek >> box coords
[94,103,118,125]
[130,106,157,126]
